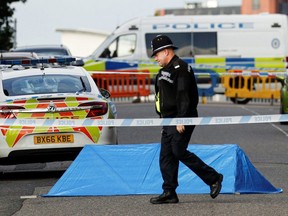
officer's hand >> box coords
[176,125,185,133]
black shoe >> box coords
[150,191,179,204]
[210,174,223,199]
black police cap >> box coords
[151,35,178,57]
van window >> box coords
[99,34,136,58]
[193,32,217,55]
[145,32,217,57]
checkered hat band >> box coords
[153,44,174,53]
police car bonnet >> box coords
[151,35,178,57]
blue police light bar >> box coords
[0,57,76,65]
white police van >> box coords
[84,14,288,104]
[86,13,288,61]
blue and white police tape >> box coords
[1,114,288,128]
[190,64,287,72]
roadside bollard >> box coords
[202,92,207,104]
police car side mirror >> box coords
[276,77,284,86]
[100,88,111,99]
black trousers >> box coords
[160,125,219,192]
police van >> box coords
[84,14,288,104]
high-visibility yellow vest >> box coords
[155,92,160,113]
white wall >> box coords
[56,28,110,57]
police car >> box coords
[0,57,117,164]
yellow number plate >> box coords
[34,134,74,144]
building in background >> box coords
[155,1,240,15]
[56,28,110,57]
[242,0,288,14]
[155,0,288,16]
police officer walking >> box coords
[150,35,223,204]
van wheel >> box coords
[230,97,251,104]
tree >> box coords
[0,0,26,51]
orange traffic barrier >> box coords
[90,70,151,98]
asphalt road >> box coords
[0,101,287,216]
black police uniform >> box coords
[155,55,220,193]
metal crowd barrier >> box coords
[194,69,220,97]
[89,70,151,98]
[222,70,282,101]
[88,69,286,103]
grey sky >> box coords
[12,0,241,47]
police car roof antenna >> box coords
[40,57,45,71]
[0,52,6,72]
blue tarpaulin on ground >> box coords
[45,144,282,196]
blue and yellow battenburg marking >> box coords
[84,57,287,73]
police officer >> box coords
[150,35,223,204]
